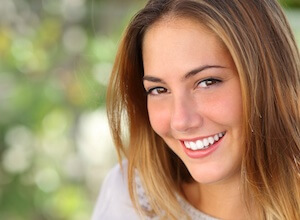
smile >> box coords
[183,132,226,151]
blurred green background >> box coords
[0,1,299,220]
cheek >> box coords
[200,88,243,126]
[222,88,243,125]
[215,98,241,123]
[148,100,171,135]
[221,95,242,127]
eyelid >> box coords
[197,77,222,88]
[146,86,169,95]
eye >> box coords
[146,87,168,95]
[197,78,221,88]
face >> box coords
[142,17,243,185]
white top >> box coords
[92,160,218,220]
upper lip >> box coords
[179,131,226,142]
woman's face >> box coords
[142,17,243,185]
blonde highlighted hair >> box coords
[107,0,300,219]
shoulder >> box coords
[91,160,140,220]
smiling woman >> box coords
[143,19,244,190]
[92,0,300,219]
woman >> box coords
[93,0,300,219]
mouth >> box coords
[182,131,226,151]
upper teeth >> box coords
[183,132,225,151]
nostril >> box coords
[170,107,190,132]
[171,119,190,132]
[170,108,202,133]
[170,94,203,132]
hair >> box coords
[106,0,300,219]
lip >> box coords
[180,132,224,142]
[180,132,226,159]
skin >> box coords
[142,17,246,219]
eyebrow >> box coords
[143,65,225,83]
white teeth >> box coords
[184,141,191,149]
[196,140,203,149]
[208,137,214,144]
[203,138,209,147]
[183,132,225,151]
[190,142,197,150]
[214,134,219,141]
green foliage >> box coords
[279,0,300,8]
[0,0,143,219]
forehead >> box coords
[142,16,231,76]
[144,16,214,44]
[142,16,226,59]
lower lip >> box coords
[181,135,225,159]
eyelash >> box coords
[146,87,168,95]
[145,78,222,96]
[197,78,222,88]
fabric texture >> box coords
[91,160,218,220]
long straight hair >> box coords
[106,0,300,219]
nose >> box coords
[170,93,203,133]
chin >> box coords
[185,162,241,185]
